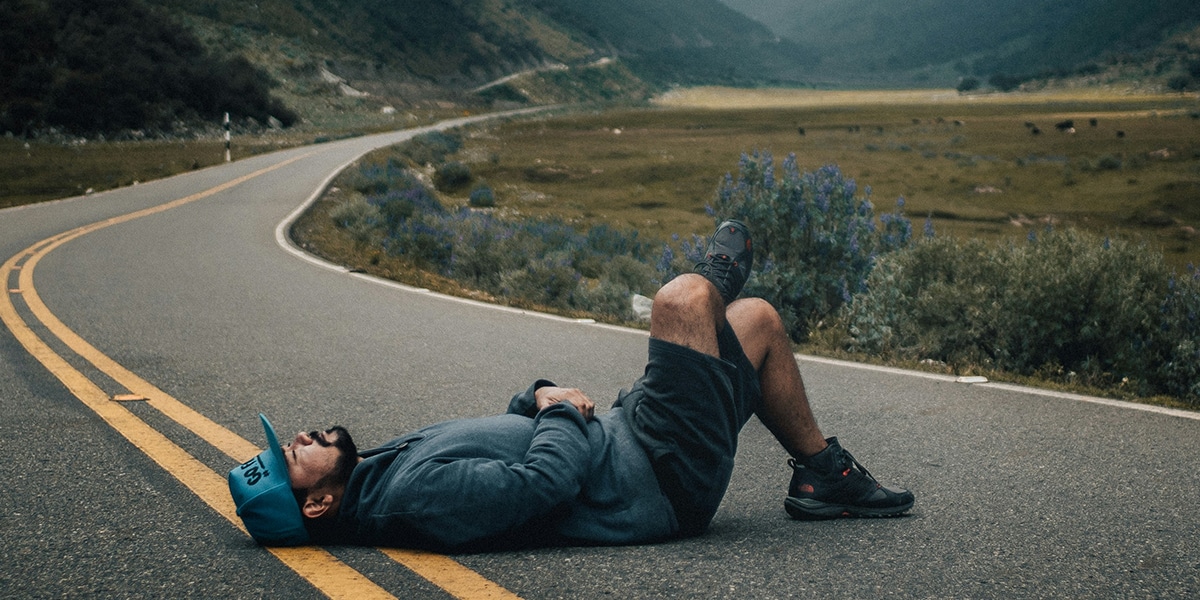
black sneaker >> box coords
[694,219,753,304]
[785,437,914,520]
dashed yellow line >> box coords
[381,550,523,600]
[1,154,521,599]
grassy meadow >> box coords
[0,103,460,210]
[449,88,1200,268]
[0,136,301,209]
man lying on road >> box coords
[229,220,914,548]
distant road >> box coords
[1,111,1197,599]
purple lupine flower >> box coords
[784,153,800,180]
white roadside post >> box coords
[224,112,231,162]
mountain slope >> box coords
[155,0,793,85]
[152,0,811,118]
[3,0,802,137]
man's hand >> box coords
[534,386,595,421]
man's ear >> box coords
[301,493,334,519]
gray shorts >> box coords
[618,323,762,536]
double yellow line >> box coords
[0,155,520,599]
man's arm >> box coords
[507,379,555,417]
[383,402,593,549]
[507,380,595,420]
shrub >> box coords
[330,194,382,247]
[1095,154,1123,171]
[840,228,1200,404]
[653,233,707,286]
[348,158,445,234]
[1155,265,1200,401]
[706,152,912,341]
[435,161,472,191]
[989,73,1024,92]
[1167,75,1191,92]
[336,155,656,318]
[499,251,579,308]
[401,131,462,165]
[468,184,496,207]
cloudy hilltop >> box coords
[720,0,1200,88]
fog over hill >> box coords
[720,0,1200,87]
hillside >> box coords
[1,0,801,137]
[166,0,807,88]
[8,0,1199,138]
[721,0,1200,89]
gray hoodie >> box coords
[327,380,677,549]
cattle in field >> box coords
[1055,119,1075,132]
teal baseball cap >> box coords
[228,414,309,546]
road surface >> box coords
[2,116,1198,599]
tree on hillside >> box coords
[0,0,297,136]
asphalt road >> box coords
[2,117,1198,599]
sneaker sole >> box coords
[784,496,914,520]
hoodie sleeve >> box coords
[381,402,591,549]
[506,378,557,418]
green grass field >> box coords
[0,136,301,209]
[0,104,456,210]
[6,88,1199,268]
[449,88,1200,268]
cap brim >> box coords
[259,413,291,485]
[226,414,309,545]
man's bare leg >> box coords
[723,292,913,520]
[670,219,914,519]
[648,273,725,357]
[725,297,828,459]
[649,274,828,459]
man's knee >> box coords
[653,274,722,316]
[728,297,784,335]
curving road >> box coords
[2,115,1198,599]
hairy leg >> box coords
[726,298,828,459]
[649,273,725,357]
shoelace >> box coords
[789,448,877,481]
[698,253,738,284]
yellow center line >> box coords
[0,153,522,599]
[380,550,523,600]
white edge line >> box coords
[798,354,1199,421]
[797,354,961,383]
[976,382,1200,421]
[273,117,1200,424]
